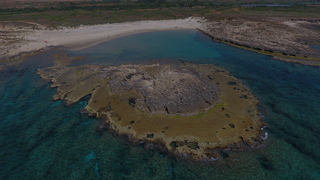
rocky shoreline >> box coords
[38,52,266,161]
[199,16,320,66]
[98,121,267,162]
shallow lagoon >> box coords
[0,30,319,179]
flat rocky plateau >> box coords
[38,52,266,160]
[201,16,320,66]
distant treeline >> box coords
[0,0,313,14]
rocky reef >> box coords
[38,53,266,161]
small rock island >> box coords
[38,53,266,160]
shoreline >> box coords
[69,28,198,51]
[198,29,320,67]
[1,17,201,60]
[198,17,320,67]
[2,16,320,67]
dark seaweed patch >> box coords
[240,94,248,99]
[257,156,274,171]
[227,81,237,85]
[221,151,229,158]
[146,133,154,138]
[128,97,136,107]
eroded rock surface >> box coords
[200,16,320,65]
[107,64,219,115]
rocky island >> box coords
[38,53,266,160]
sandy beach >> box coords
[3,16,319,67]
[1,17,202,59]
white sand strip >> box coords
[20,17,202,54]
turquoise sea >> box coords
[0,30,319,179]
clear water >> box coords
[1,30,319,179]
[310,44,320,50]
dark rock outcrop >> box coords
[106,64,220,115]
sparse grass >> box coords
[237,5,320,18]
[193,112,206,118]
[171,114,181,119]
[0,58,22,62]
[1,3,319,28]
[74,68,83,76]
[213,103,225,109]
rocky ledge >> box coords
[38,54,266,161]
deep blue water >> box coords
[1,30,319,179]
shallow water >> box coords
[310,44,320,50]
[1,30,319,179]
